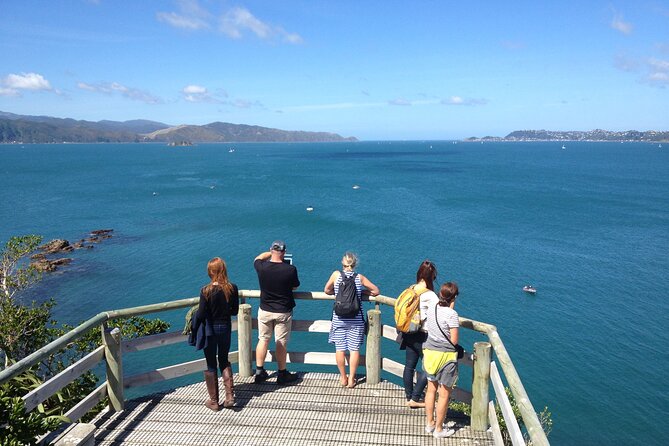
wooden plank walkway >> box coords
[92,372,494,446]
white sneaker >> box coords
[425,425,435,434]
[433,428,455,439]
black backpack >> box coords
[334,271,360,318]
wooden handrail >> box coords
[0,291,548,446]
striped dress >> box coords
[328,271,365,351]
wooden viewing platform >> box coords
[0,291,549,446]
[92,372,493,446]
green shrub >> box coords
[0,235,171,443]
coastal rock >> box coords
[91,229,113,236]
[88,229,113,244]
[39,239,73,254]
[31,229,111,274]
[30,257,72,272]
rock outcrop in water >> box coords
[29,229,114,272]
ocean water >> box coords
[1,141,667,445]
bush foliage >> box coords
[0,235,170,445]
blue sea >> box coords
[1,141,667,445]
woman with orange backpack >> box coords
[397,260,439,408]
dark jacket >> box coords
[188,309,214,351]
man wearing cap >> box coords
[253,240,300,384]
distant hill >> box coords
[467,129,669,142]
[143,122,357,143]
[0,111,357,143]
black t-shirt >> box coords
[254,259,300,312]
[197,283,239,323]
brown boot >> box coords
[221,365,235,408]
[203,371,220,411]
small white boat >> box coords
[306,206,314,212]
[523,285,537,294]
[228,148,235,153]
[352,185,360,190]
[561,144,566,150]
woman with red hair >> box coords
[197,257,239,410]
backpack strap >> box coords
[434,304,457,351]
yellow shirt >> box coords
[423,348,458,375]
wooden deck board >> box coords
[92,372,493,446]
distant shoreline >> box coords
[466,129,668,143]
[0,140,666,145]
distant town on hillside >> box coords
[468,129,668,142]
[0,111,357,144]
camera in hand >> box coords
[283,253,293,265]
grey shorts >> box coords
[426,361,459,388]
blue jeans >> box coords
[203,321,231,373]
[402,332,427,401]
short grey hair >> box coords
[341,252,358,270]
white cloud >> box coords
[221,7,269,39]
[77,81,162,104]
[77,82,97,91]
[611,12,633,35]
[282,31,304,45]
[649,58,669,71]
[613,54,669,88]
[157,11,209,30]
[647,58,669,87]
[441,96,487,106]
[180,84,228,103]
[156,0,211,30]
[614,54,639,72]
[281,101,386,112]
[219,7,303,43]
[183,84,207,94]
[156,1,302,44]
[0,87,20,97]
[389,98,412,106]
[3,72,52,91]
[230,99,259,109]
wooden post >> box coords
[365,309,381,385]
[237,303,253,377]
[487,330,549,446]
[102,324,124,411]
[471,341,492,431]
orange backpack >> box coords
[394,285,427,333]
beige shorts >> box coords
[257,308,293,345]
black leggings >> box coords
[203,321,231,373]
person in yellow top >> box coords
[422,282,460,439]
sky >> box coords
[1,0,668,140]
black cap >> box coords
[270,240,286,252]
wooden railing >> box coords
[0,291,549,446]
